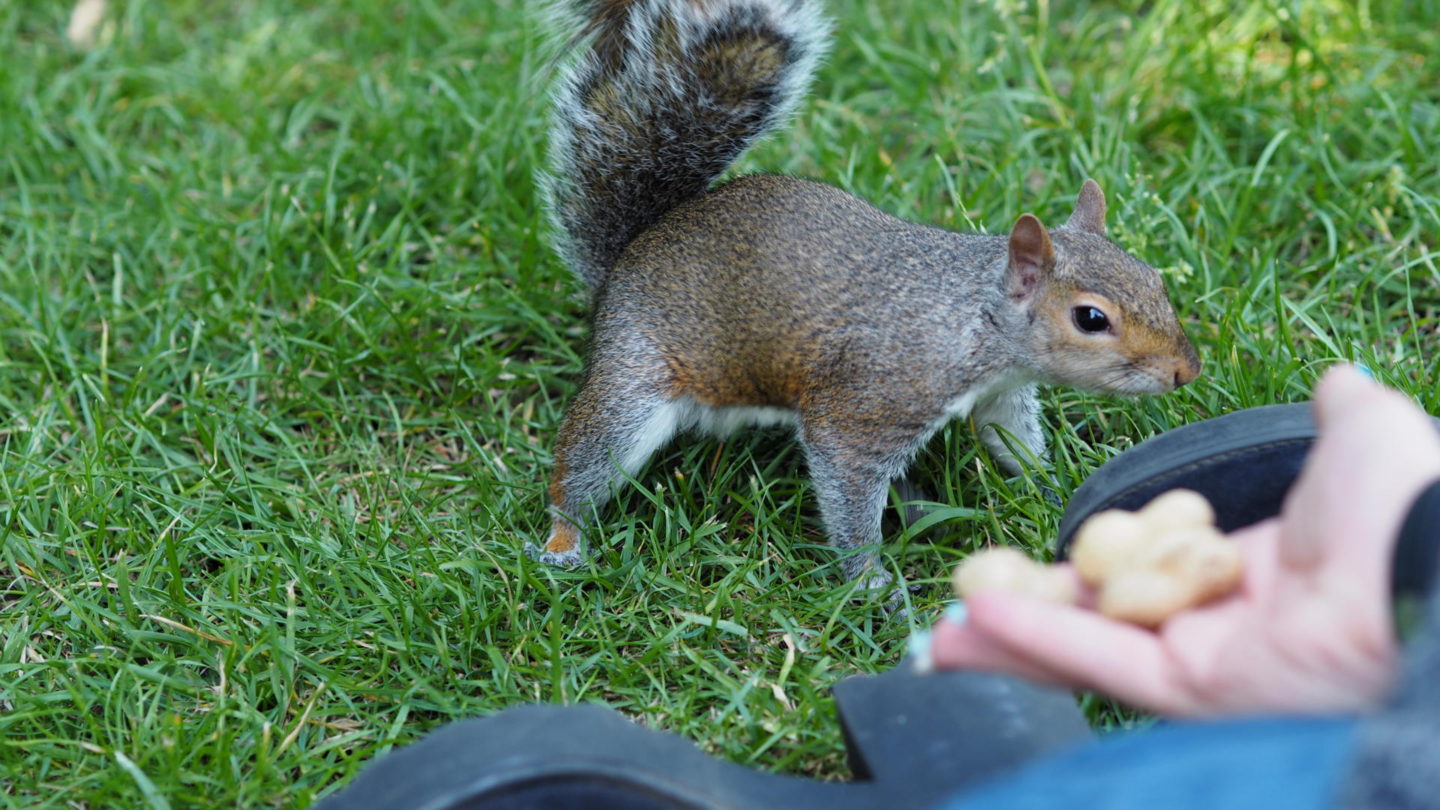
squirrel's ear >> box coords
[1006,213,1055,300]
[1065,179,1107,235]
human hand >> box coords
[928,365,1440,717]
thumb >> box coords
[1312,364,1380,429]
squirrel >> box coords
[525,0,1202,600]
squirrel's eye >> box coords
[1072,306,1111,334]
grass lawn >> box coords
[2,0,1438,805]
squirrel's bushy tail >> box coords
[541,0,830,292]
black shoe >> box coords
[1059,403,1331,556]
[314,667,1090,810]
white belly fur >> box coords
[621,373,1027,477]
[942,370,1030,421]
[618,398,800,473]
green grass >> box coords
[2,0,1438,805]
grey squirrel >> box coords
[526,0,1201,598]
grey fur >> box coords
[540,0,830,291]
[532,2,1200,600]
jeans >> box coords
[940,716,1357,810]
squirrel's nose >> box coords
[1172,357,1201,389]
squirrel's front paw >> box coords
[849,568,911,618]
[854,569,895,594]
[880,592,910,620]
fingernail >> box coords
[1354,363,1374,380]
[944,601,968,625]
[907,629,934,675]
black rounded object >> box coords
[1056,402,1440,558]
[453,775,705,810]
[314,670,1091,810]
[1057,404,1317,557]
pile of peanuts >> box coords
[952,490,1243,628]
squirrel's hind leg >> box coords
[528,360,687,568]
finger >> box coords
[1287,365,1440,568]
[1228,519,1280,599]
[1283,365,1386,568]
[963,592,1199,715]
[1310,364,1436,457]
[1314,363,1439,449]
[930,615,1070,686]
[1311,363,1378,431]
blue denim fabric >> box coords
[940,717,1357,810]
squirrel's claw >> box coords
[849,568,911,619]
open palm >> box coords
[931,365,1440,717]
